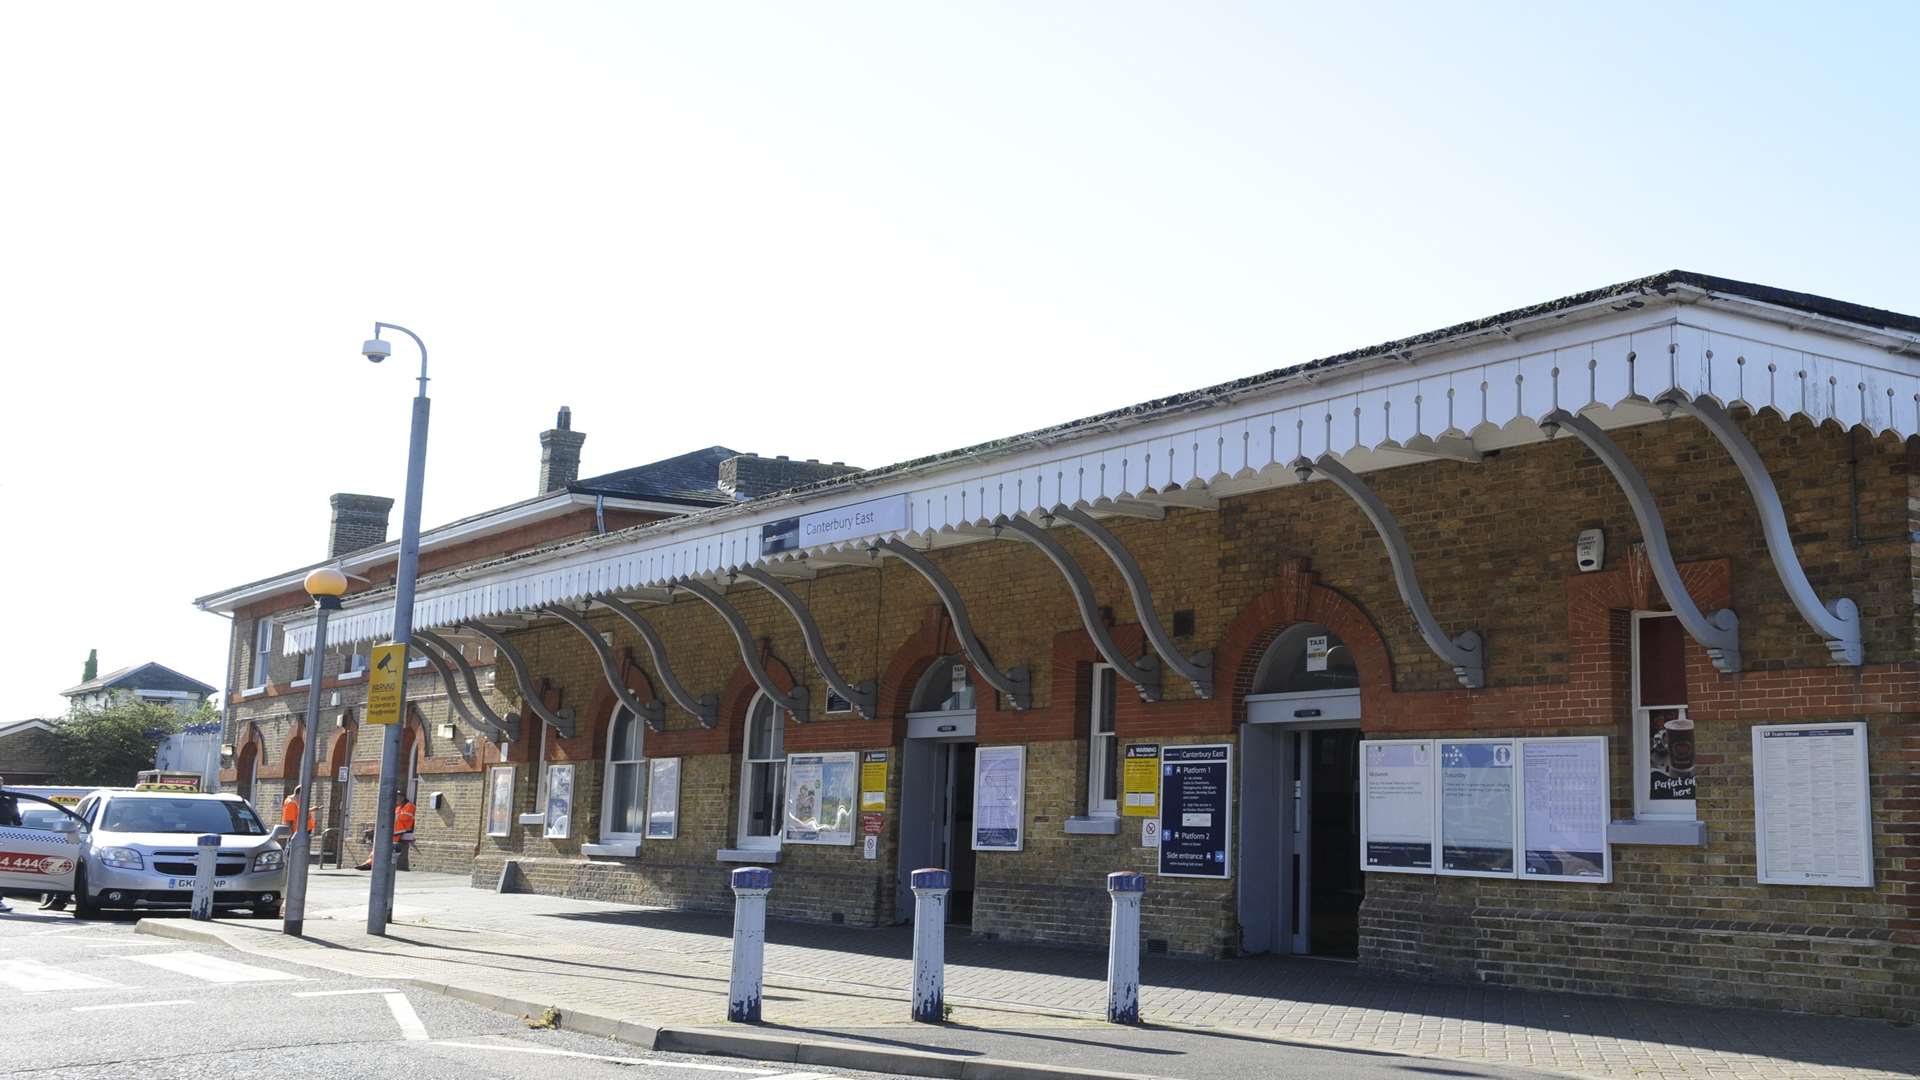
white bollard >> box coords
[909,867,950,1022]
[727,867,772,1022]
[191,833,220,921]
[1105,871,1147,1024]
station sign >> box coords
[1157,744,1231,879]
[761,494,907,555]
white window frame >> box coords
[1631,611,1695,821]
[735,692,785,851]
[340,650,367,681]
[250,617,274,690]
[1087,663,1119,817]
[599,706,648,844]
[294,649,317,688]
[521,721,552,827]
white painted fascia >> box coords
[195,494,693,613]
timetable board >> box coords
[1753,723,1873,888]
[1518,737,1611,883]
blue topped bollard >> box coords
[909,867,951,1022]
[1106,871,1147,1024]
[727,867,773,1022]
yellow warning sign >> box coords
[860,749,889,810]
[1122,743,1161,817]
[365,643,408,725]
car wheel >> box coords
[71,869,101,920]
[252,901,282,920]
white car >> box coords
[0,788,290,918]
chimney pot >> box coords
[539,408,588,494]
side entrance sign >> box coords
[1157,744,1231,878]
[365,643,407,726]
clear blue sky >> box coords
[2,2,1915,719]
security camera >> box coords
[362,338,391,363]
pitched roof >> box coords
[60,662,216,699]
[569,445,743,506]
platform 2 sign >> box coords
[1157,744,1231,879]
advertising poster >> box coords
[1122,744,1161,817]
[1157,744,1231,878]
[1753,723,1873,888]
[861,750,890,810]
[1360,740,1436,872]
[972,745,1026,851]
[1519,737,1610,882]
[1647,707,1696,806]
[646,757,680,840]
[784,751,857,845]
[1438,740,1517,877]
[485,765,516,837]
[544,763,575,840]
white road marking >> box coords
[28,928,83,938]
[430,1041,785,1073]
[385,992,430,1041]
[0,958,127,993]
[73,998,194,1012]
[293,986,402,997]
[128,951,304,983]
[79,940,164,948]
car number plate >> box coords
[167,877,230,889]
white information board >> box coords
[972,745,1026,852]
[1359,740,1436,873]
[1518,737,1611,882]
[1438,739,1517,878]
[1753,722,1873,888]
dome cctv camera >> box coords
[362,338,392,363]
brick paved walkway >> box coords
[161,871,1918,1080]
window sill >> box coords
[1607,817,1706,846]
[240,687,266,699]
[339,672,365,682]
[582,841,640,858]
[517,813,544,826]
[291,679,313,689]
[717,848,782,864]
[1065,815,1122,835]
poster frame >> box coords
[1155,742,1232,880]
[1358,739,1437,875]
[1436,738,1520,879]
[783,750,859,846]
[543,763,575,840]
[485,764,516,838]
[1515,735,1612,884]
[1752,721,1873,888]
[646,756,680,840]
[971,744,1026,852]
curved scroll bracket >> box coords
[596,597,718,729]
[1050,507,1214,699]
[875,539,1031,711]
[1671,396,1861,666]
[997,515,1164,701]
[543,605,668,731]
[1295,457,1486,689]
[413,630,516,744]
[409,632,512,745]
[676,578,812,724]
[461,622,577,737]
[735,567,876,720]
[1542,410,1742,673]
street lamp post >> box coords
[361,322,431,936]
[283,566,347,937]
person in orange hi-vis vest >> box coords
[356,791,416,872]
[281,786,315,834]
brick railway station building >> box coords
[197,272,1920,1023]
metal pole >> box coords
[282,603,332,936]
[726,867,772,1022]
[368,323,430,936]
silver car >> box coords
[1,788,290,918]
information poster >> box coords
[1519,737,1611,882]
[1439,740,1516,877]
[1360,740,1436,872]
[1753,723,1873,887]
[1157,744,1231,878]
[972,745,1026,851]
[860,750,890,810]
[485,765,515,837]
[1122,744,1161,817]
[646,757,680,840]
[543,763,575,840]
[784,751,857,845]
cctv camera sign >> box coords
[365,643,407,725]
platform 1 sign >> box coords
[365,643,407,725]
[1157,744,1231,879]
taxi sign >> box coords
[134,770,202,792]
[365,643,408,725]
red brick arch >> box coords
[586,649,661,754]
[719,647,801,755]
[1217,557,1396,724]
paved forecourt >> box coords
[0,906,895,1080]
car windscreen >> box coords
[99,798,266,836]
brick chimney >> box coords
[328,494,395,557]
[718,454,861,498]
[538,406,587,494]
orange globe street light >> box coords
[282,565,349,936]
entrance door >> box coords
[1301,729,1362,956]
[897,656,980,923]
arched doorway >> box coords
[325,718,356,866]
[898,655,977,924]
[1240,623,1364,958]
[234,742,260,809]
